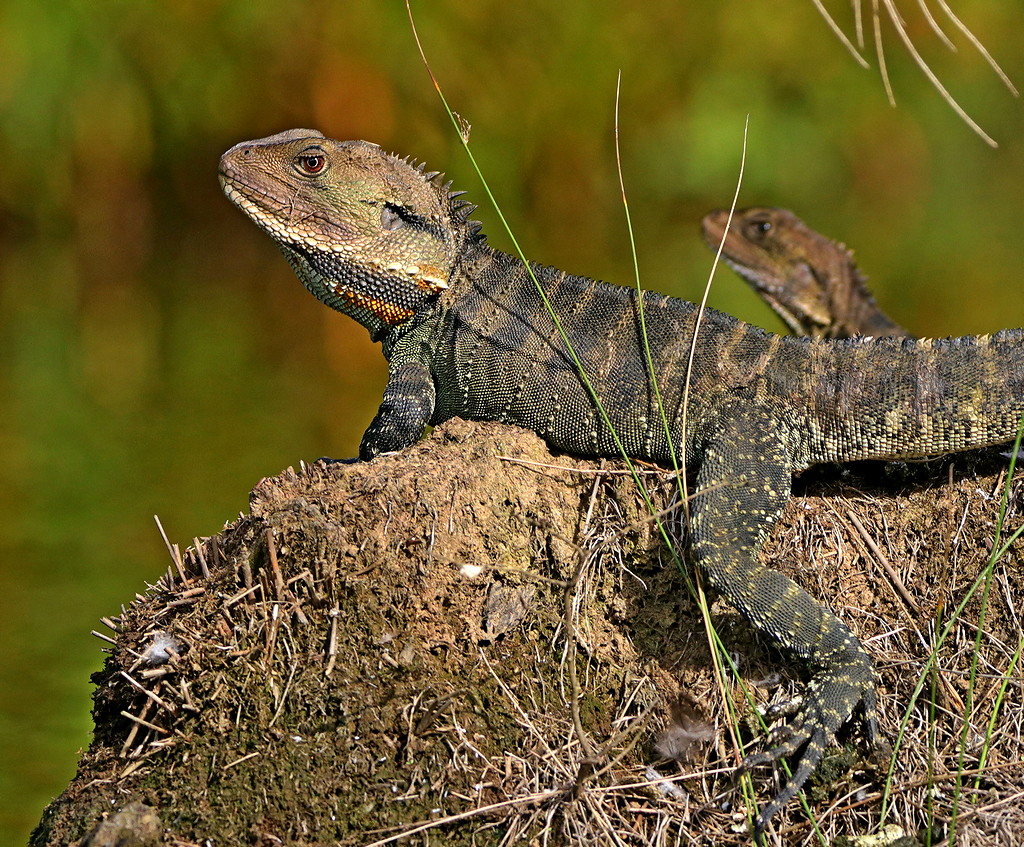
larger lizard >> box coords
[219,130,1024,835]
[702,206,911,340]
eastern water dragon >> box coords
[702,206,911,340]
[219,130,1024,835]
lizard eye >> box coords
[745,218,772,239]
[296,155,326,175]
[380,203,406,231]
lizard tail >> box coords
[798,330,1024,464]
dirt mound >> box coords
[31,420,1024,845]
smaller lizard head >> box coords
[702,207,834,338]
[220,129,472,339]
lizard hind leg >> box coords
[688,405,878,835]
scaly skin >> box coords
[703,207,911,340]
[220,130,1024,835]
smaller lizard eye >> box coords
[296,155,326,174]
[745,218,772,239]
[381,203,406,231]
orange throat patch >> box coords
[338,286,416,326]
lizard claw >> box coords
[744,722,830,835]
[742,652,878,836]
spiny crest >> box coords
[396,152,483,238]
[446,188,481,235]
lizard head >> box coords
[219,129,474,340]
[702,207,834,338]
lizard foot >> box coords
[742,651,878,836]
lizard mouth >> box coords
[220,177,300,248]
[219,166,283,220]
[718,255,830,337]
[220,175,277,229]
[219,170,350,251]
[759,296,811,336]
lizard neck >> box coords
[841,263,908,337]
[278,241,447,342]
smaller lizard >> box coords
[702,207,911,340]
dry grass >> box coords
[813,0,1018,147]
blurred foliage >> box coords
[0,1,1022,842]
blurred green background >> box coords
[1,1,1023,842]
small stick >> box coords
[154,515,188,585]
[266,529,285,600]
[91,630,117,645]
[223,751,261,770]
[119,710,168,735]
[846,509,920,615]
[192,538,211,579]
[120,671,177,715]
[325,605,340,677]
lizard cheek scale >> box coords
[222,129,1024,837]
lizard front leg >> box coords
[359,360,436,460]
[689,403,878,835]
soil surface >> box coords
[31,419,1024,846]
